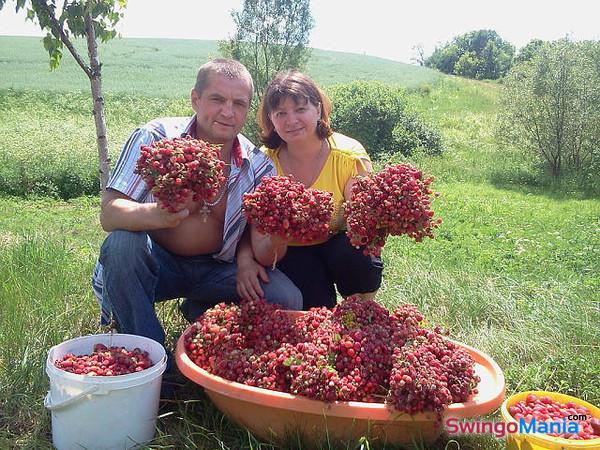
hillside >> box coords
[0,35,442,96]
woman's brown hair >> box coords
[258,70,333,149]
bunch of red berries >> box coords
[293,307,341,349]
[244,343,297,391]
[387,331,480,415]
[329,298,392,402]
[135,137,225,212]
[390,303,426,348]
[238,300,298,353]
[344,163,442,256]
[184,296,480,415]
[54,343,154,376]
[509,394,600,440]
[242,176,334,244]
[182,302,245,375]
[288,342,340,402]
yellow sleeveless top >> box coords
[262,132,371,246]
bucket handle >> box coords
[44,385,99,411]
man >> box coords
[91,59,302,348]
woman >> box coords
[237,70,383,309]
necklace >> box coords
[199,169,230,223]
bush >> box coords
[327,81,443,158]
[0,154,99,200]
[497,39,600,180]
[392,113,444,156]
[0,90,192,200]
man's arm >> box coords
[99,123,194,232]
[100,189,189,232]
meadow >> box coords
[0,36,598,449]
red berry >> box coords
[55,345,154,376]
[344,163,441,256]
[184,297,479,416]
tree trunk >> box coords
[85,13,110,191]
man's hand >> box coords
[178,191,202,215]
[154,203,190,228]
[236,256,270,301]
[100,189,192,232]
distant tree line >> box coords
[425,30,515,80]
[423,30,554,81]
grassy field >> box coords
[0,36,442,95]
[0,36,599,449]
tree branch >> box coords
[34,0,92,78]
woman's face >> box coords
[270,96,321,144]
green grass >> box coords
[1,188,597,449]
[0,36,599,449]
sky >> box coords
[1,0,599,63]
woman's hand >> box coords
[236,255,270,301]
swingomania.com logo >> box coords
[445,417,581,438]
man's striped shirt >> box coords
[92,116,274,324]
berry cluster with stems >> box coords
[135,137,225,212]
[243,176,334,244]
[344,163,442,256]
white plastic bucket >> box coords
[45,333,167,450]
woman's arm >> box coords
[343,157,373,201]
[249,226,289,267]
[235,227,289,301]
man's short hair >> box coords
[194,59,254,101]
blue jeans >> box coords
[98,230,302,346]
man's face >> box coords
[191,73,252,144]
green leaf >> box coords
[283,356,301,367]
[42,34,55,53]
[49,48,63,71]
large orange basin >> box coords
[175,321,505,447]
